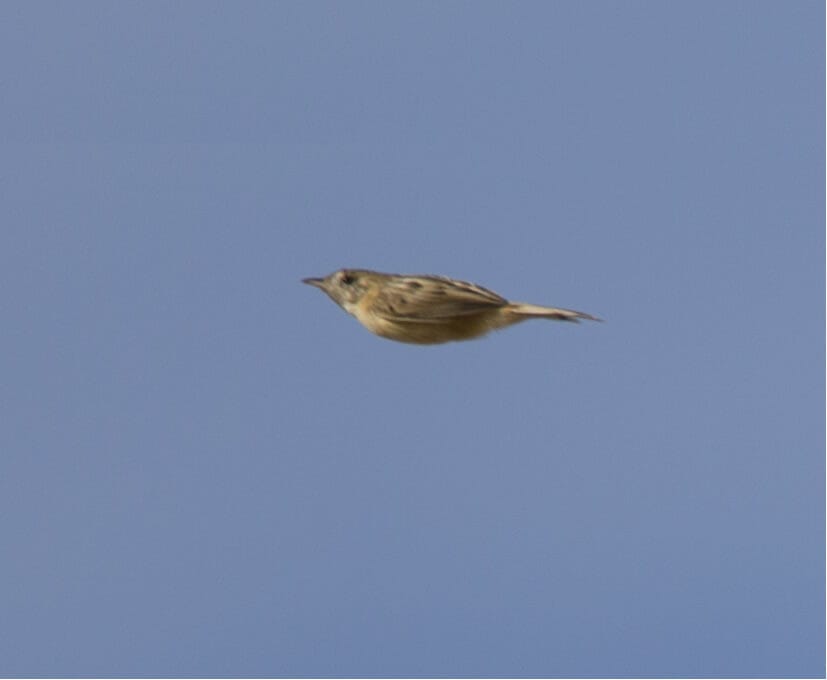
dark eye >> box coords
[340,273,355,285]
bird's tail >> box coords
[506,302,602,323]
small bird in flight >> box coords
[303,268,600,345]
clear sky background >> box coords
[1,2,823,677]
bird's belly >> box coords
[358,312,507,345]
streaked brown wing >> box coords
[373,275,508,321]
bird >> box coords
[302,268,600,345]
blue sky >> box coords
[1,1,823,677]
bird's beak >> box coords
[302,277,326,289]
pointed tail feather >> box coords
[507,302,602,323]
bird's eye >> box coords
[340,273,355,285]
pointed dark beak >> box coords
[302,277,326,289]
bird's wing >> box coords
[373,275,507,321]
